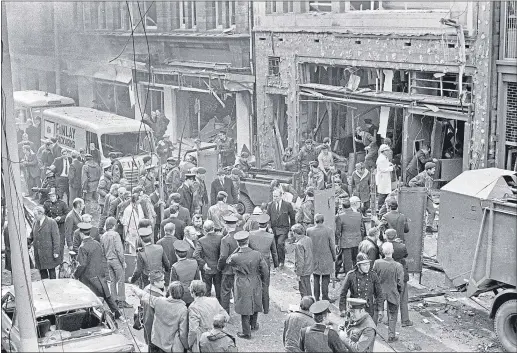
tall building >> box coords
[7,1,254,152]
[253,1,505,178]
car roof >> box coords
[3,279,103,317]
[13,90,75,107]
[43,106,153,135]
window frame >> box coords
[268,56,281,76]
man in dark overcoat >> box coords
[210,169,238,205]
[335,199,365,276]
[74,222,121,319]
[227,230,269,339]
[43,189,69,263]
[306,214,336,301]
[248,213,278,313]
[29,206,61,279]
[381,199,409,242]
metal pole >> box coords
[53,1,61,94]
[1,4,39,350]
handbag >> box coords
[133,305,144,330]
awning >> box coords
[66,61,132,84]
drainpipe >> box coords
[248,1,260,167]
[53,1,61,94]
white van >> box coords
[14,90,75,131]
[42,107,157,184]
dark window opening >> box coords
[268,56,280,76]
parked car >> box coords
[1,279,135,352]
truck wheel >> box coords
[237,193,254,215]
[494,299,517,352]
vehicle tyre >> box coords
[237,193,254,215]
[494,299,517,352]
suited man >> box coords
[160,204,186,240]
[29,206,61,279]
[52,149,72,204]
[21,145,40,197]
[68,151,84,202]
[335,199,365,276]
[381,199,409,242]
[248,213,278,314]
[150,182,165,241]
[210,169,238,205]
[266,189,295,269]
[177,174,196,215]
[157,222,178,287]
[193,220,224,301]
[165,193,191,225]
[64,198,85,252]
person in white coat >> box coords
[376,144,394,211]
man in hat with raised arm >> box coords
[170,240,200,307]
[129,227,171,288]
[409,161,438,233]
[338,298,377,352]
[217,214,240,314]
[227,230,269,339]
[211,168,238,206]
[299,300,347,352]
[248,213,278,313]
[74,222,122,319]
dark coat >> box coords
[335,209,365,249]
[294,236,314,277]
[64,209,82,249]
[248,229,279,268]
[194,232,224,275]
[391,239,409,282]
[199,329,236,353]
[177,183,195,215]
[43,199,68,262]
[29,216,61,269]
[306,224,336,275]
[339,269,384,313]
[382,210,409,242]
[130,243,171,284]
[73,227,100,253]
[164,204,191,225]
[69,159,84,190]
[22,151,40,179]
[283,310,315,352]
[267,200,296,233]
[210,178,237,205]
[217,231,238,275]
[227,247,269,315]
[351,170,371,203]
[170,258,200,305]
[358,238,380,267]
[157,235,178,284]
[373,257,404,305]
[74,237,105,282]
[52,156,72,176]
[160,217,186,240]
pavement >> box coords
[1,195,503,352]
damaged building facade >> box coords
[7,1,254,152]
[254,1,515,177]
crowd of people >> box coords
[13,115,443,352]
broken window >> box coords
[143,1,157,29]
[409,72,472,101]
[268,57,280,76]
[309,1,332,12]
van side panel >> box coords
[41,117,87,152]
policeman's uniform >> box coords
[248,213,278,314]
[217,215,239,314]
[74,223,121,318]
[169,240,200,306]
[299,300,347,353]
[130,228,171,288]
[43,188,69,262]
[340,298,377,352]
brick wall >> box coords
[506,82,517,143]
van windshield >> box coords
[101,132,153,158]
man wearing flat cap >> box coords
[297,138,318,189]
[227,230,269,339]
[248,213,278,313]
[210,169,238,206]
[130,227,171,288]
[338,298,377,352]
[217,214,240,314]
[299,300,347,352]
[408,161,438,233]
[75,222,122,319]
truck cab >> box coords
[42,107,157,185]
[13,90,75,132]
